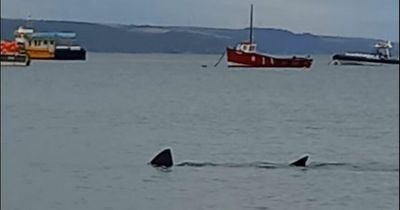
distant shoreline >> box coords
[2,17,398,42]
[1,18,398,56]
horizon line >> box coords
[1,16,398,42]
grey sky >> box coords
[1,0,399,41]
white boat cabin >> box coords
[14,26,78,53]
[236,41,257,53]
[14,27,56,52]
[374,41,393,58]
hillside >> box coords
[1,18,398,55]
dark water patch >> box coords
[176,161,279,169]
[111,175,124,181]
[310,162,399,172]
[304,125,324,130]
[151,167,173,173]
[142,179,155,183]
[75,185,92,190]
[245,206,269,210]
[74,174,90,180]
[174,160,398,173]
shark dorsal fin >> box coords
[150,148,174,168]
[289,155,309,167]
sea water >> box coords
[1,53,398,210]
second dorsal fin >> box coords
[289,155,309,167]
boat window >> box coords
[28,41,32,46]
[44,40,48,45]
[249,46,255,51]
[50,41,54,45]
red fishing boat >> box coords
[226,5,313,68]
[1,40,30,66]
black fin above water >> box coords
[289,155,309,167]
[149,148,174,168]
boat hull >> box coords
[26,47,86,60]
[1,54,30,66]
[54,48,86,60]
[332,54,399,65]
[226,48,313,68]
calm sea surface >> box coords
[1,53,399,210]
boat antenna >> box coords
[249,4,254,44]
[26,13,33,28]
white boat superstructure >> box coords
[331,40,399,65]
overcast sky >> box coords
[1,0,399,41]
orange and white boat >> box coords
[13,26,86,60]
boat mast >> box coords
[249,4,254,44]
[26,13,33,28]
